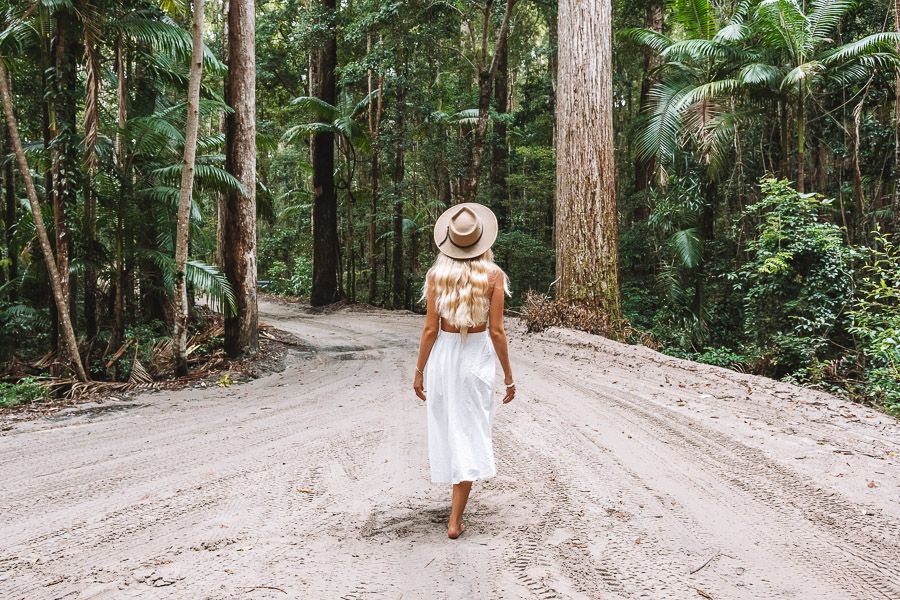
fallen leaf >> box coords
[297,488,313,493]
[695,589,713,599]
[867,481,878,489]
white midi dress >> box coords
[425,328,498,484]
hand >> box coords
[413,371,426,402]
[502,375,515,404]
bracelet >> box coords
[505,382,515,389]
[416,366,424,376]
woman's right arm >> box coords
[413,278,440,402]
[488,269,515,404]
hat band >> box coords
[438,224,484,249]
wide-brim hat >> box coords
[433,202,499,259]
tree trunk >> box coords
[51,12,80,357]
[391,73,406,309]
[894,0,900,231]
[107,37,128,359]
[173,0,206,376]
[223,0,259,357]
[311,0,339,306]
[852,97,865,241]
[2,121,16,295]
[797,86,805,193]
[462,0,515,204]
[0,60,88,381]
[633,0,663,203]
[366,34,383,305]
[555,0,623,327]
[490,22,509,228]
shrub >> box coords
[0,377,47,408]
[733,178,858,379]
[849,232,900,412]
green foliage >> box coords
[265,257,314,298]
[735,178,857,378]
[0,377,47,408]
[848,232,900,412]
[492,232,554,305]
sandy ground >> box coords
[1,299,899,600]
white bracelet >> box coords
[505,382,515,389]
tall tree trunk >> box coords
[223,0,259,357]
[461,0,515,204]
[107,37,128,358]
[311,0,339,306]
[391,72,406,309]
[633,0,663,204]
[51,13,80,357]
[83,27,100,340]
[490,22,509,228]
[2,121,16,295]
[894,0,900,231]
[555,0,623,328]
[852,97,866,241]
[173,0,206,376]
[366,34,383,304]
[0,60,87,381]
[797,86,805,193]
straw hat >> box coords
[432,202,499,259]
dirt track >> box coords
[2,299,900,599]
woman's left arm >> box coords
[413,279,440,401]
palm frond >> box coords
[282,122,336,145]
[290,96,341,121]
[808,0,854,43]
[780,61,824,88]
[672,0,716,40]
[619,28,673,54]
[820,32,900,65]
[670,228,703,269]
[738,63,784,87]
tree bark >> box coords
[51,12,80,355]
[2,121,16,295]
[223,0,259,357]
[311,0,340,306]
[490,22,509,228]
[634,0,663,202]
[391,71,406,309]
[0,59,88,381]
[107,37,128,358]
[461,0,515,204]
[894,0,900,232]
[797,86,805,193]
[554,0,623,327]
[173,0,206,376]
[366,34,384,305]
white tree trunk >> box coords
[0,61,88,381]
[173,0,206,376]
[555,0,623,324]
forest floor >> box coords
[2,299,900,600]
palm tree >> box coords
[627,0,900,192]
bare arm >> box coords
[413,279,440,401]
[488,269,515,403]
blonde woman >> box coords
[413,202,515,539]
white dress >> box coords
[425,326,498,484]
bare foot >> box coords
[447,521,465,539]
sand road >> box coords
[1,299,899,599]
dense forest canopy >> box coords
[0,0,898,413]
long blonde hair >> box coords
[423,249,510,332]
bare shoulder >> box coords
[488,263,507,289]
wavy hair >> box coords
[423,249,510,334]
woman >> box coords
[412,202,516,539]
